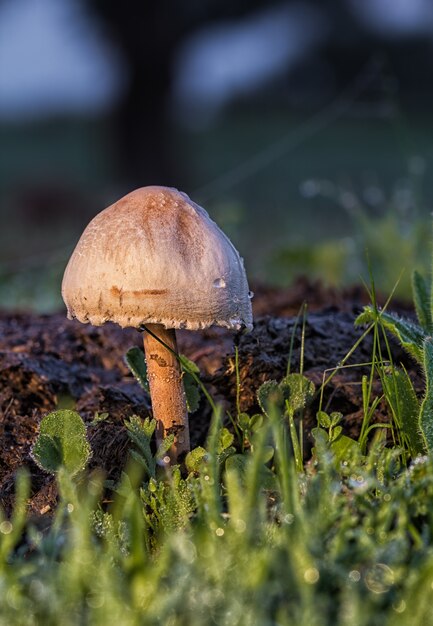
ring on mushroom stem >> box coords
[61,186,253,462]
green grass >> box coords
[3,414,433,626]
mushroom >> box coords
[62,186,252,460]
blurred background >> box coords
[1,0,433,311]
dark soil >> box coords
[0,278,420,516]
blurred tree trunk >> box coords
[87,0,267,188]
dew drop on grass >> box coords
[365,563,394,594]
[213,278,226,288]
[304,568,319,584]
[348,474,369,493]
[393,600,406,614]
[86,592,105,609]
[234,519,246,533]
[0,521,12,534]
[29,580,46,600]
[348,570,361,583]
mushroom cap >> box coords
[62,186,253,331]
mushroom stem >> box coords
[142,323,190,460]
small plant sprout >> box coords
[62,186,253,461]
[32,410,91,477]
[355,268,433,455]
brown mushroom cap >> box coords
[62,186,253,331]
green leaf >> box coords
[329,425,343,442]
[257,380,283,415]
[148,477,158,493]
[225,453,276,490]
[311,427,329,445]
[312,425,360,464]
[32,434,63,473]
[317,411,331,429]
[218,428,235,453]
[419,338,433,453]
[183,372,200,413]
[356,306,426,364]
[281,373,315,415]
[125,415,156,443]
[262,445,275,464]
[31,410,91,477]
[330,412,343,426]
[129,449,150,474]
[250,414,264,432]
[155,434,175,462]
[91,411,109,426]
[225,453,248,476]
[330,435,361,464]
[383,367,425,456]
[179,355,201,413]
[179,354,200,375]
[125,347,149,392]
[238,413,251,431]
[412,270,432,332]
[124,416,157,478]
[257,374,314,418]
[185,446,207,473]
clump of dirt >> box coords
[0,278,419,516]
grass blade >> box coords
[412,270,432,332]
[356,306,426,364]
[382,367,425,457]
[419,337,433,452]
[125,347,149,392]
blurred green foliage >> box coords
[1,112,432,309]
[269,175,431,298]
[0,260,65,312]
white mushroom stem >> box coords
[142,323,190,460]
